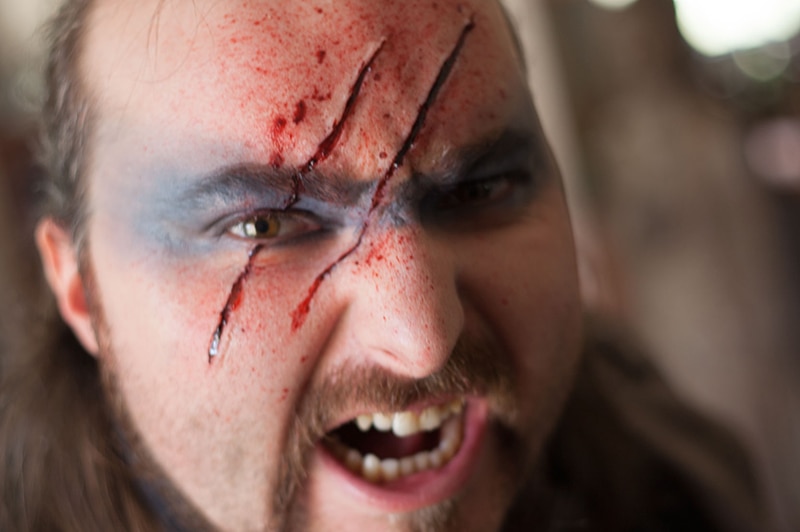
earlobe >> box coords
[35,218,100,356]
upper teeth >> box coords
[328,403,467,483]
[353,399,464,437]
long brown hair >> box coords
[0,306,162,530]
[0,0,161,528]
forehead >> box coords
[83,0,530,180]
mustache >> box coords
[273,332,517,528]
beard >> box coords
[275,334,524,532]
[82,261,556,532]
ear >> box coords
[35,218,100,356]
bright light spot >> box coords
[587,0,639,11]
[733,42,792,81]
[675,0,800,56]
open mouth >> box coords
[324,399,466,483]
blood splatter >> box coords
[364,234,389,266]
[293,100,307,124]
[289,19,475,331]
[316,50,327,64]
[273,116,288,135]
[311,87,332,101]
[208,244,264,362]
[206,20,476,359]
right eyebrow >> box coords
[176,164,375,210]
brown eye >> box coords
[227,210,323,243]
[233,215,281,239]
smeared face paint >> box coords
[80,0,583,530]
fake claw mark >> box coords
[290,19,476,331]
[207,43,386,362]
[208,245,264,362]
[371,19,475,211]
[284,43,385,209]
[290,272,328,331]
[305,41,386,172]
[283,174,305,209]
[209,182,297,364]
[209,21,475,349]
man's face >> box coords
[77,0,582,529]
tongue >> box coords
[333,423,440,460]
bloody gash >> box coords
[208,19,476,363]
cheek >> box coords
[92,256,301,433]
[87,236,348,484]
[108,259,343,391]
[460,199,582,395]
[478,249,579,358]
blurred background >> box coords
[1,0,798,530]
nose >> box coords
[337,225,464,378]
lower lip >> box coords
[314,399,489,513]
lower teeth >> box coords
[329,412,464,483]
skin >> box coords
[38,0,583,530]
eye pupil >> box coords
[255,218,272,234]
[242,216,280,238]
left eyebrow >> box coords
[466,127,546,175]
[176,165,375,210]
[416,126,547,188]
